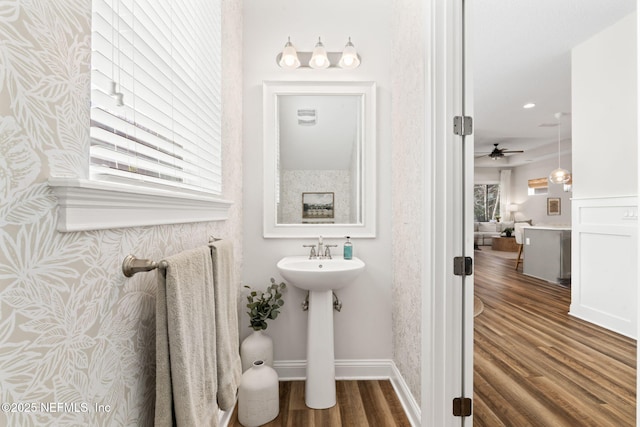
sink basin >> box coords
[276,256,365,291]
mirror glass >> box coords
[263,81,376,238]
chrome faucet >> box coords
[303,236,336,259]
[317,236,324,259]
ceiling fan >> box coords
[484,143,524,160]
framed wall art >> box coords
[302,192,334,219]
[547,197,561,215]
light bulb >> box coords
[309,37,330,69]
[338,37,360,69]
[283,53,296,67]
[549,168,571,184]
[278,37,300,69]
[313,55,327,67]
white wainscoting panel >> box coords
[570,196,638,338]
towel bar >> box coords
[122,236,221,277]
[122,255,167,277]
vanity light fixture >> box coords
[278,37,301,69]
[523,103,536,109]
[276,37,361,69]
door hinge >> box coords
[453,256,473,276]
[453,397,472,417]
[453,116,473,136]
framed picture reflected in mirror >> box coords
[302,192,334,219]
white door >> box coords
[421,0,474,425]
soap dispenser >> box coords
[343,236,353,260]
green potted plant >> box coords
[502,227,514,237]
[244,278,286,331]
[240,278,286,371]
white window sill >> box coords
[49,178,232,232]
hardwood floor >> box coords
[474,249,637,426]
[227,380,411,427]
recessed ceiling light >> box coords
[523,103,536,109]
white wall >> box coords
[474,167,501,184]
[242,0,393,364]
[572,13,638,199]
[570,12,638,338]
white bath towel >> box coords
[156,246,219,427]
[210,240,242,410]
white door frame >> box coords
[637,10,640,427]
[421,0,474,425]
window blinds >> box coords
[90,0,222,194]
[527,178,548,189]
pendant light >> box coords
[309,37,330,69]
[548,112,571,184]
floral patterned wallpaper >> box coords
[0,1,243,426]
[391,0,424,403]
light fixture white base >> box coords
[305,290,337,409]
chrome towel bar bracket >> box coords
[122,254,168,277]
[122,235,221,277]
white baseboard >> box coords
[272,359,307,380]
[569,305,636,339]
[273,358,395,380]
[273,359,421,426]
[389,362,422,427]
[219,407,234,427]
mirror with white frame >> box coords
[263,81,376,238]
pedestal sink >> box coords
[276,255,365,409]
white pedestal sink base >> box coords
[305,290,336,409]
[276,256,365,409]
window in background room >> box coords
[527,177,549,196]
[90,0,222,195]
[474,184,500,222]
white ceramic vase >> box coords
[238,360,279,427]
[240,330,273,372]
